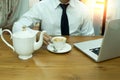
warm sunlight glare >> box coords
[81,0,105,19]
[95,0,105,10]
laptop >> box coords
[74,19,120,62]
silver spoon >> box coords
[52,45,58,52]
[49,41,58,52]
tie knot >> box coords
[60,4,69,10]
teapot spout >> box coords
[34,31,46,50]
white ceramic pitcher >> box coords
[1,27,46,60]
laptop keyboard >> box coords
[89,47,100,55]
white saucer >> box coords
[47,43,72,53]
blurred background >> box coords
[0,0,120,35]
[81,0,120,35]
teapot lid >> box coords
[13,26,35,38]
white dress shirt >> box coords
[13,0,94,36]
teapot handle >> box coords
[1,29,15,51]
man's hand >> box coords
[32,23,51,45]
[43,33,52,45]
[36,32,52,45]
[32,22,52,45]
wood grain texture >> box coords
[0,35,120,80]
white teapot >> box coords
[1,27,46,60]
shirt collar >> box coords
[69,0,76,7]
[52,0,61,9]
[53,0,76,9]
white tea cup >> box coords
[51,36,66,51]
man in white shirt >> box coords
[13,0,94,44]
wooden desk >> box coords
[0,35,120,80]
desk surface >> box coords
[0,35,120,80]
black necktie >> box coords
[60,4,69,35]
